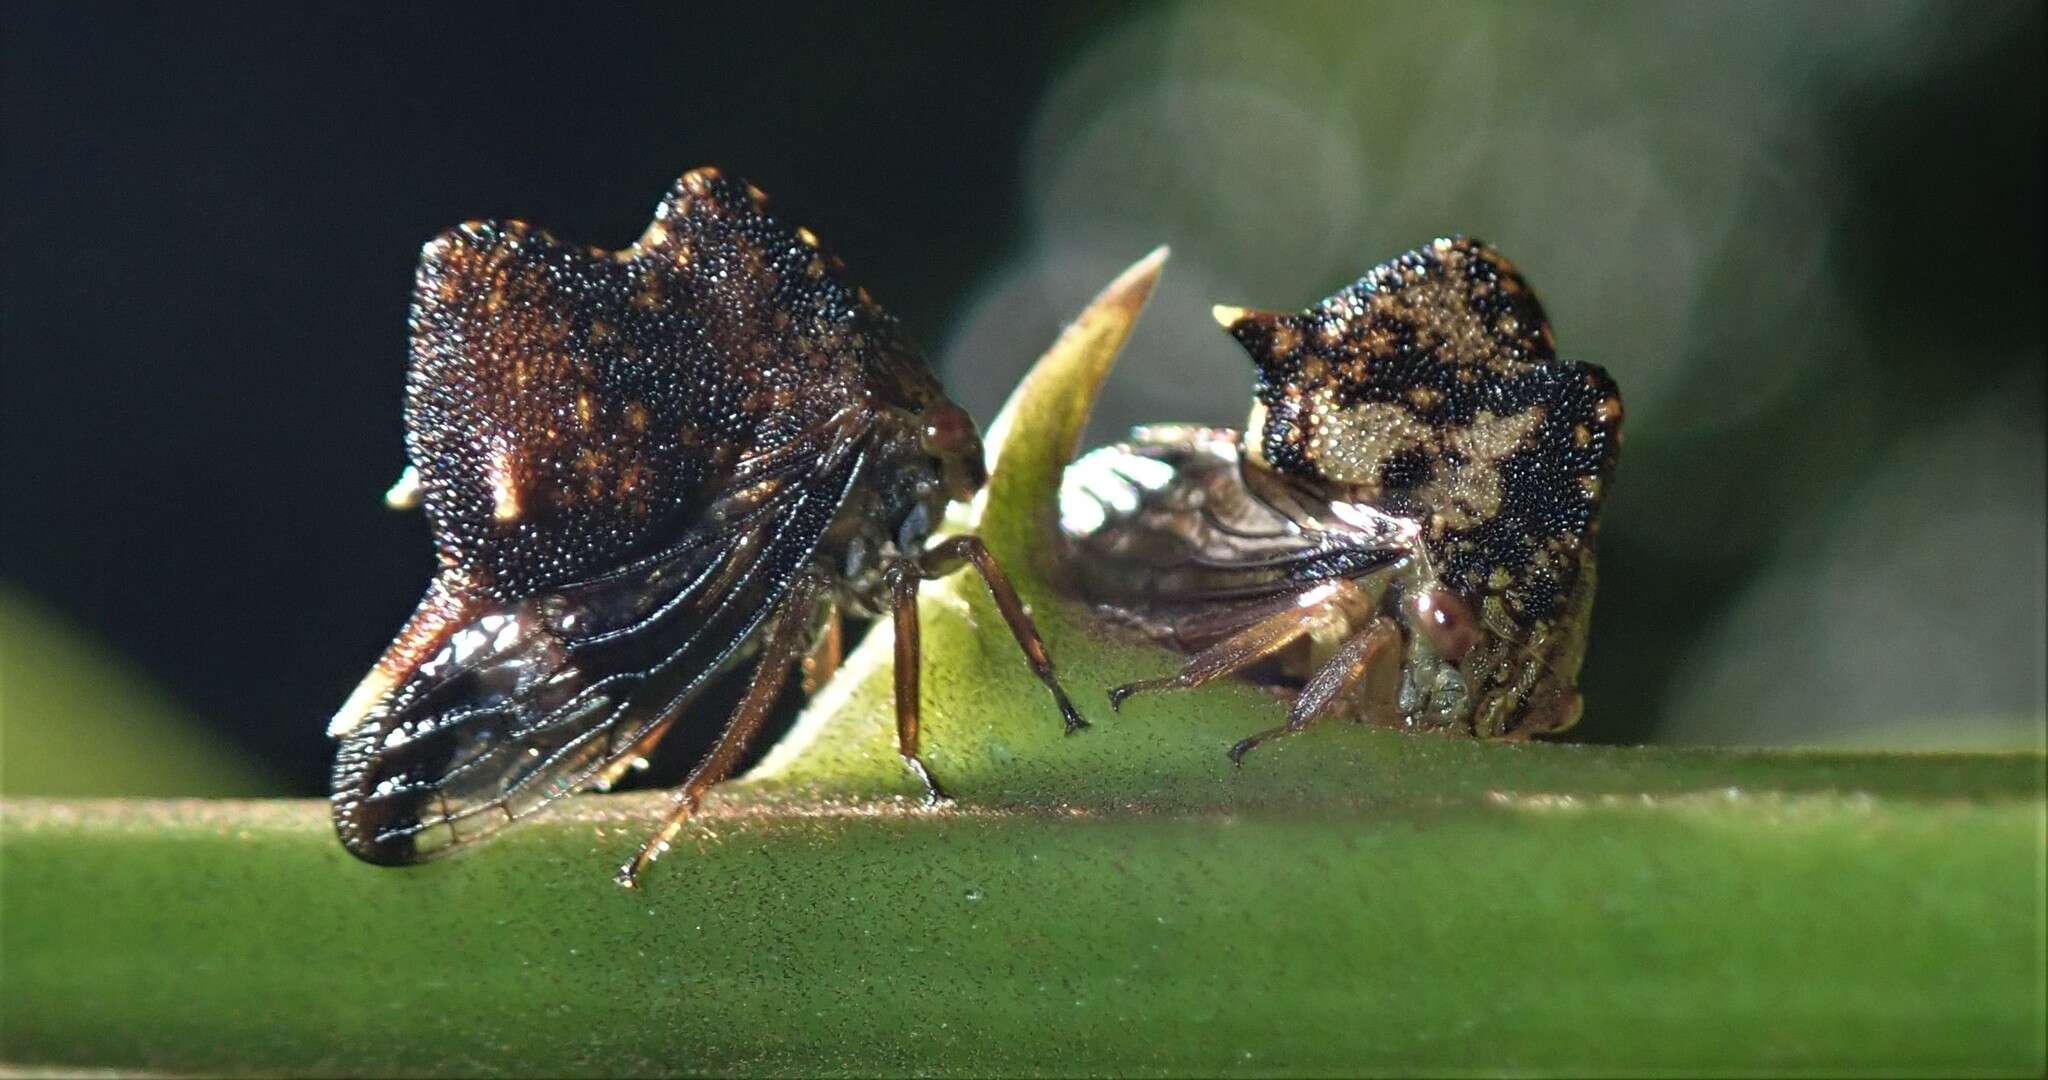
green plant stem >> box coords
[3,781,2043,1077]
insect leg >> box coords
[1106,580,1359,710]
[1229,616,1400,764]
[918,534,1088,734]
[614,572,827,889]
[592,714,677,792]
[801,603,842,695]
[886,560,949,806]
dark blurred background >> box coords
[3,2,2041,797]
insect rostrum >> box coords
[1061,238,1622,756]
[329,168,1084,887]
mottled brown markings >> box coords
[1425,407,1545,530]
[332,167,1087,883]
[1067,236,1621,745]
[1299,392,1432,486]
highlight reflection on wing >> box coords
[1060,426,1410,648]
[332,438,867,864]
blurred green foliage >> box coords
[0,587,277,797]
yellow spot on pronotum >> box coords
[328,667,397,737]
[1242,401,1272,469]
[796,226,820,248]
[487,442,522,522]
[1211,304,1248,328]
[383,465,422,510]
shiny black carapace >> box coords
[329,168,1084,886]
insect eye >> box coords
[920,402,976,457]
[1411,588,1479,662]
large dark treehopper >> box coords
[328,169,1085,887]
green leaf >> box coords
[0,586,279,797]
[3,251,2042,1077]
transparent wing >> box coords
[331,436,868,865]
[1058,427,1410,649]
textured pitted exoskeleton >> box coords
[1061,238,1622,757]
[330,169,1084,885]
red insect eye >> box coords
[1411,588,1479,662]
[921,403,974,455]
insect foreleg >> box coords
[917,535,1088,735]
[1228,616,1400,765]
[885,559,949,806]
[1106,579,1364,711]
[614,571,830,889]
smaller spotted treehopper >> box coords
[329,169,1085,886]
[1059,238,1622,758]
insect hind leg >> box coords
[1229,616,1400,765]
[1107,580,1358,712]
[614,573,828,889]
